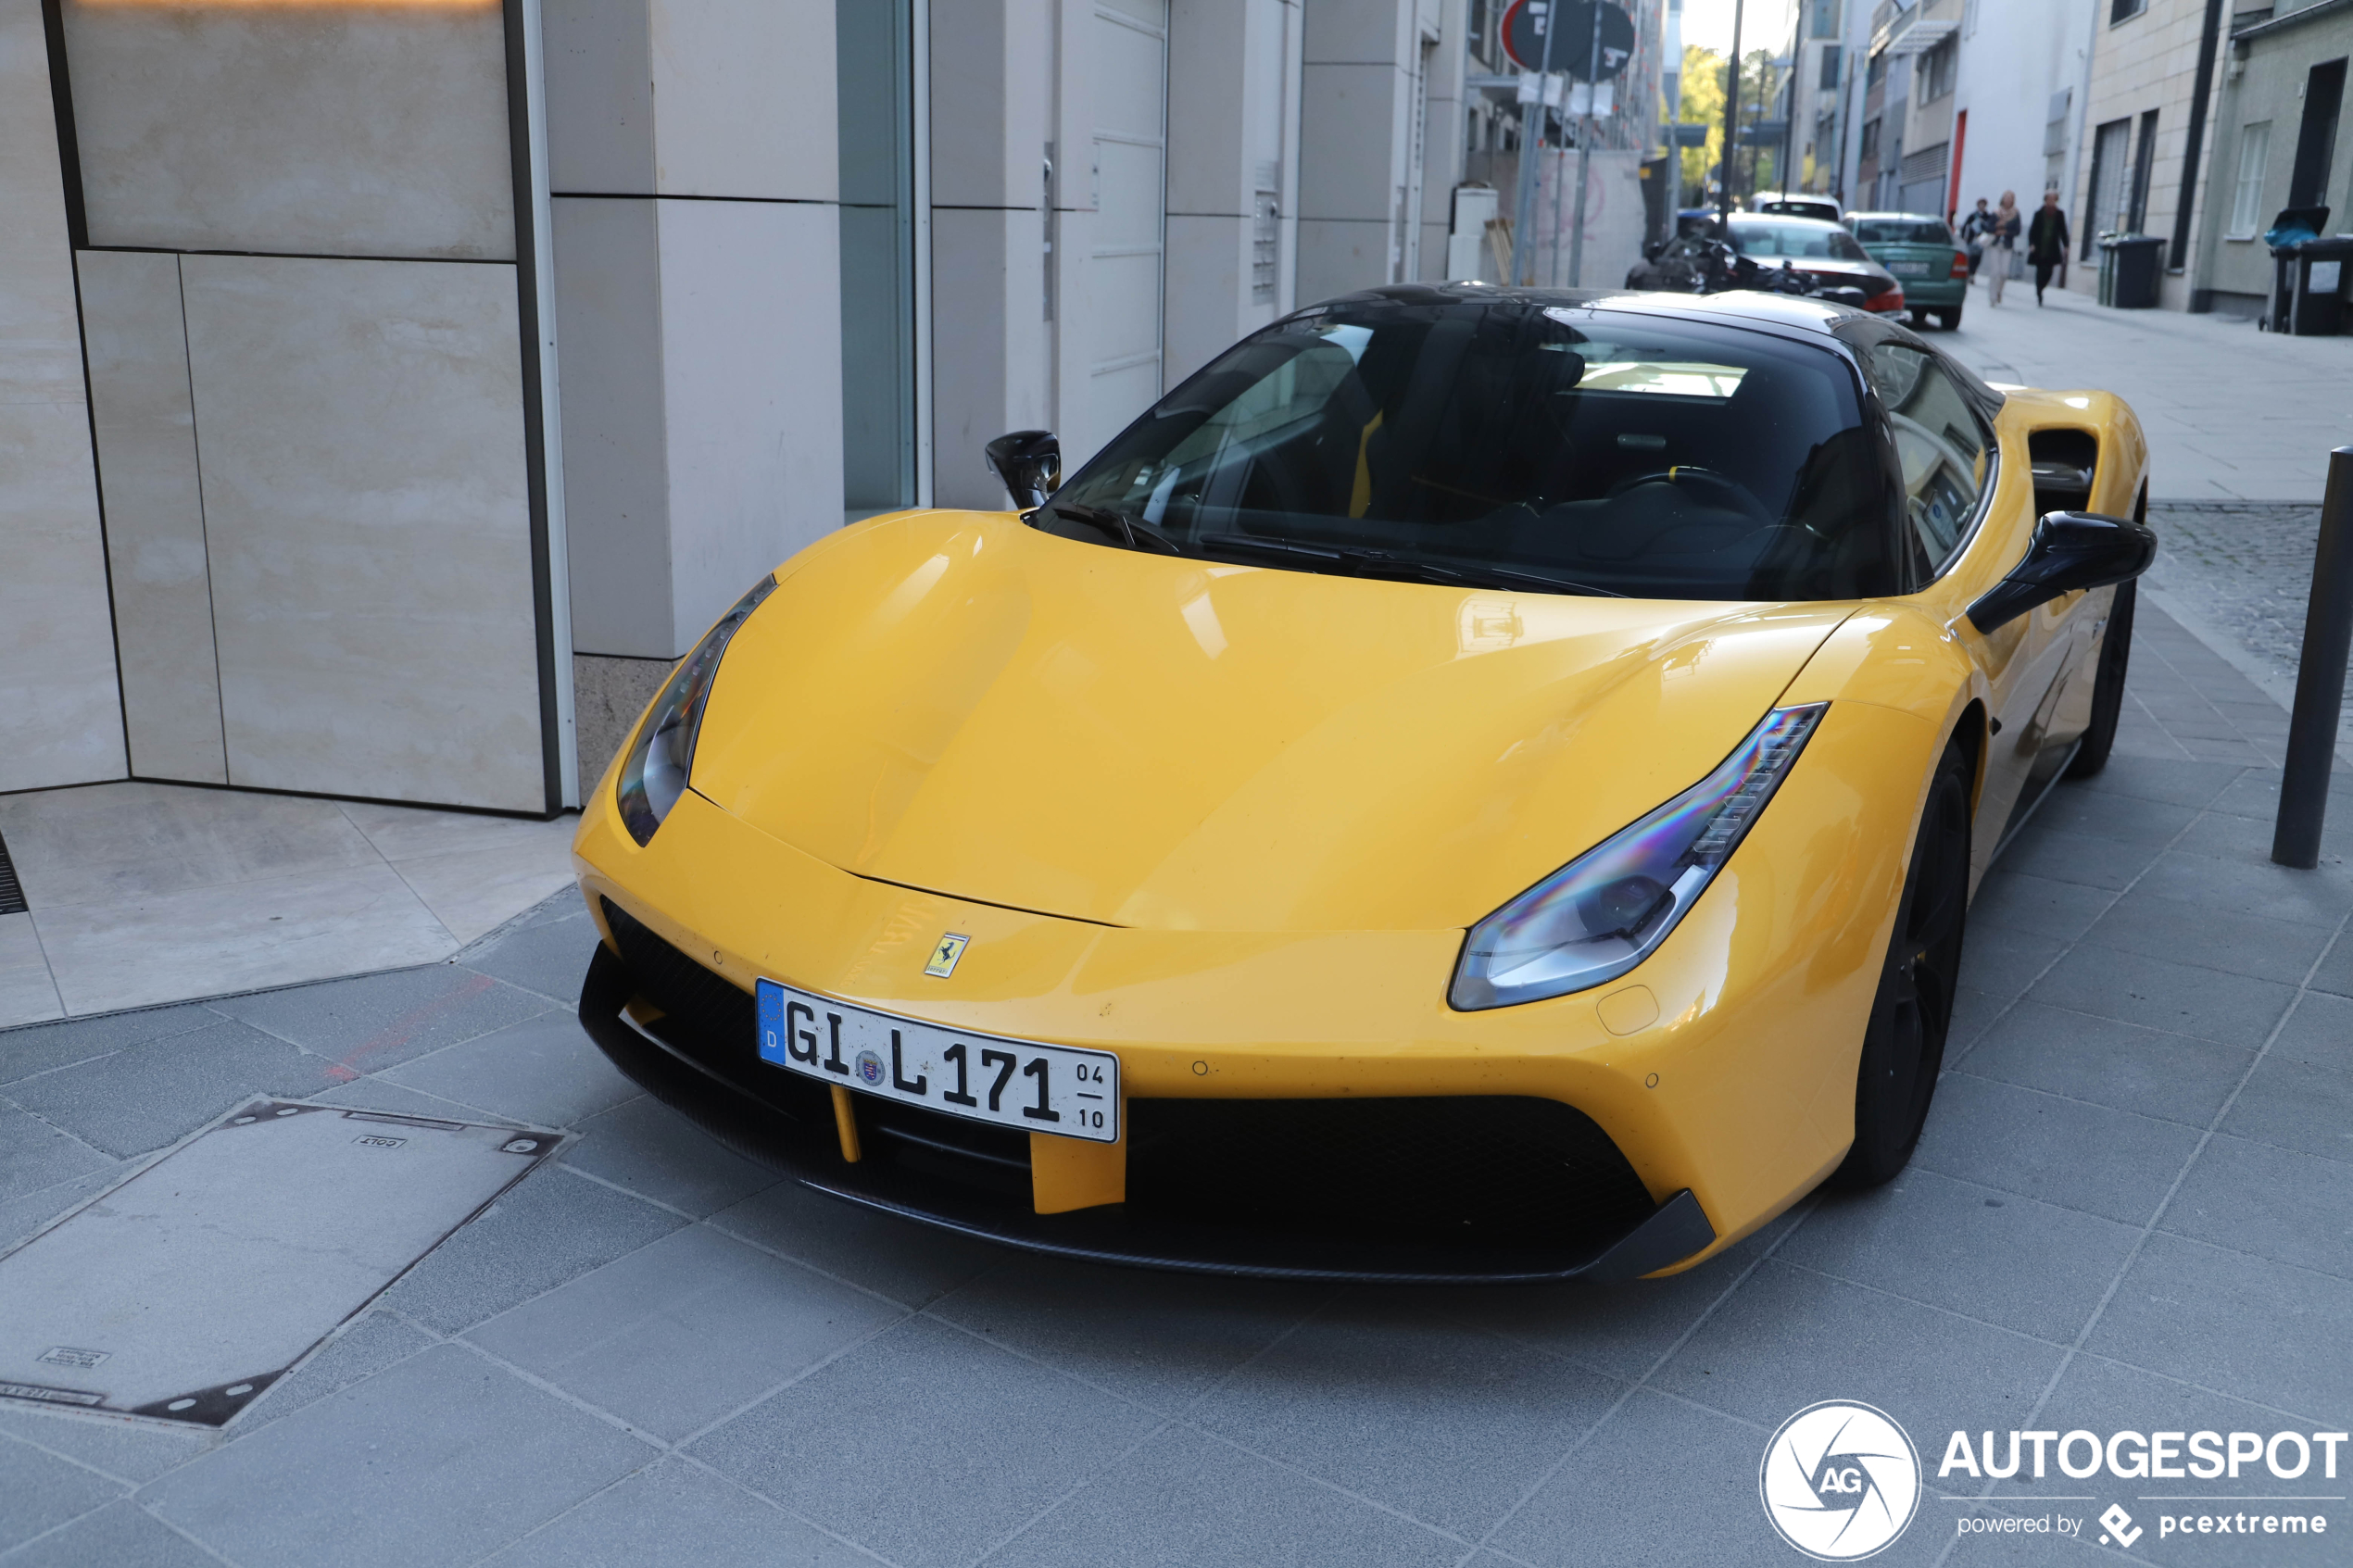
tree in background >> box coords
[1676,44,1723,207]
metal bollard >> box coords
[2272,446,2353,869]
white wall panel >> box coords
[543,0,657,194]
[551,196,673,658]
[182,256,544,811]
[0,0,124,793]
[650,0,837,200]
[656,198,846,641]
[60,0,515,259]
[76,250,228,785]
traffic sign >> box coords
[1500,0,1634,80]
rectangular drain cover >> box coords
[0,1100,557,1424]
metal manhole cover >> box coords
[0,1100,558,1425]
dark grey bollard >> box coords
[2273,446,2353,869]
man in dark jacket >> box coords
[2027,190,2070,305]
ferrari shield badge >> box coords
[924,933,970,978]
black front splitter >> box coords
[578,945,1716,1285]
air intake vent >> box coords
[0,829,27,915]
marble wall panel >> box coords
[0,0,125,792]
[656,198,846,642]
[76,250,229,785]
[59,0,515,259]
[649,0,837,200]
[180,255,546,812]
[551,196,673,659]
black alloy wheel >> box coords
[2065,577,2136,779]
[1834,741,1972,1188]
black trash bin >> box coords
[2097,234,2164,308]
[2265,206,2332,331]
[2284,237,2353,336]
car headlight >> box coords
[1450,702,1828,1010]
[614,574,778,846]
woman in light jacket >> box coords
[1984,191,2023,306]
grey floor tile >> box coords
[1957,1002,2257,1127]
[2132,848,2353,931]
[560,1096,777,1220]
[459,909,601,1006]
[2208,767,2353,823]
[376,1165,686,1336]
[309,1074,529,1126]
[1489,1390,1831,1568]
[0,1432,120,1553]
[2159,1133,2353,1281]
[1442,1205,1808,1384]
[1954,922,2057,1003]
[0,1163,123,1253]
[239,1310,436,1432]
[3,1019,332,1158]
[2026,945,2297,1049]
[1967,872,2117,942]
[382,1011,638,1129]
[0,1103,111,1205]
[693,1315,1160,1568]
[988,1424,1461,1568]
[927,1254,1327,1411]
[1188,1294,1625,1539]
[480,1456,871,1568]
[466,1223,901,1442]
[1947,985,2008,1057]
[2084,1232,2353,1424]
[212,965,553,1080]
[0,1406,210,1488]
[1915,1073,2203,1224]
[2072,757,2244,811]
[2270,989,2353,1073]
[142,1343,651,1568]
[1778,1170,2140,1342]
[2307,931,2353,999]
[0,1502,217,1568]
[2078,889,2333,985]
[2029,788,2199,847]
[0,1003,222,1089]
[2217,1055,2353,1166]
[1650,1261,2063,1436]
[2171,808,2353,870]
[1994,825,2161,893]
[708,1181,998,1309]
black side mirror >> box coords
[985,430,1061,509]
[1967,511,2157,634]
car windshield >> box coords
[1728,220,1872,261]
[1853,218,1954,245]
[1038,296,1900,601]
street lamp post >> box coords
[1718,0,1743,229]
[1511,1,1564,282]
[1567,0,1604,284]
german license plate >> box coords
[754,980,1118,1142]
[1891,261,1931,276]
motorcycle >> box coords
[1681,236,1869,309]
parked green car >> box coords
[1847,213,1969,331]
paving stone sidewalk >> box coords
[1,605,2348,1568]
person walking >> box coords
[2027,188,2070,305]
[1984,191,2022,306]
[1959,198,1993,279]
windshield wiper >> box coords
[1193,533,1623,598]
[1043,501,1184,556]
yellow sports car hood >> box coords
[689,511,1855,933]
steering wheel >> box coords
[1605,466,1773,525]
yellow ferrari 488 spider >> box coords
[573,285,2155,1283]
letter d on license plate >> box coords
[755,980,1119,1142]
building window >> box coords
[1860,118,1881,160]
[1866,50,1885,90]
[1918,38,1956,103]
[2229,121,2271,236]
[1821,44,1842,91]
[1811,0,1841,39]
[2109,0,2145,22]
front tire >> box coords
[1834,741,1971,1188]
[2065,579,2135,779]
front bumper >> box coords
[578,909,1715,1284]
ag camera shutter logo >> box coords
[1760,1400,1922,1560]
